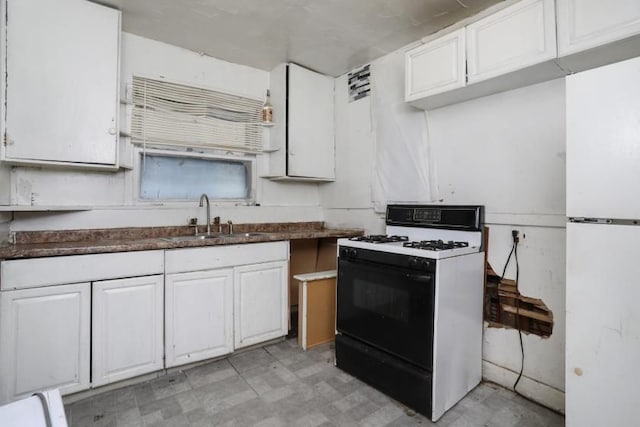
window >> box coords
[139,151,254,202]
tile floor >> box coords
[65,339,564,427]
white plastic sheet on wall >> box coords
[370,51,436,212]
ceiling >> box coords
[100,0,503,77]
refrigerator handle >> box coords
[569,217,612,224]
[569,217,640,226]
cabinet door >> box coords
[165,269,233,368]
[287,64,335,180]
[0,283,90,404]
[405,29,466,101]
[557,0,640,57]
[234,261,288,349]
[92,275,164,387]
[4,0,120,167]
[466,0,557,83]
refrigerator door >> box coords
[566,223,640,426]
[566,56,640,219]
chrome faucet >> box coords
[199,193,211,235]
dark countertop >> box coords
[0,222,363,260]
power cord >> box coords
[499,230,524,393]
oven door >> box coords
[337,256,435,370]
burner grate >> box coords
[349,235,409,244]
[403,240,469,251]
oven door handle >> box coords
[406,273,433,283]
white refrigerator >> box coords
[566,55,640,426]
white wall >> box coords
[319,73,385,234]
[0,164,10,205]
[323,50,567,410]
[5,33,321,232]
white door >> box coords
[234,261,288,349]
[92,275,163,387]
[557,0,640,57]
[405,29,466,101]
[165,269,233,368]
[4,0,120,167]
[466,0,557,83]
[566,56,640,219]
[287,63,335,180]
[566,223,640,426]
[0,283,90,404]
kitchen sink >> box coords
[229,232,267,237]
[159,234,224,242]
[160,232,267,242]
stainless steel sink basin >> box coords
[160,234,224,242]
[229,232,267,237]
[160,232,267,242]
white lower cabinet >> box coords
[0,242,289,402]
[165,269,233,368]
[0,283,91,404]
[234,260,288,350]
[92,275,164,387]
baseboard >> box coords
[482,360,565,414]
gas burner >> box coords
[350,235,409,244]
[403,240,470,251]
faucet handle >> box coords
[213,216,221,233]
[188,217,198,236]
[227,220,233,235]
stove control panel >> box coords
[386,204,483,231]
[414,208,441,223]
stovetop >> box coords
[342,235,480,260]
[339,204,484,260]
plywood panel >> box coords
[288,239,318,307]
[298,275,337,350]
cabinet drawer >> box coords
[165,241,289,274]
[0,251,164,290]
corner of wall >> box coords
[0,212,12,244]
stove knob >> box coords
[348,248,358,258]
[420,259,432,271]
[340,248,350,258]
[408,257,419,269]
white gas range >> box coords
[335,204,485,422]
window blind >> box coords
[131,76,263,153]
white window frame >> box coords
[132,145,257,206]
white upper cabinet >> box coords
[405,29,466,101]
[556,0,640,72]
[466,0,557,83]
[406,0,563,110]
[2,0,120,168]
[263,63,335,181]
